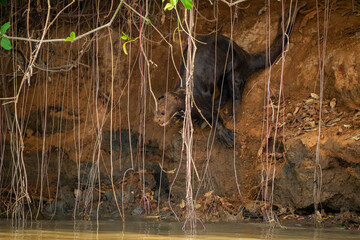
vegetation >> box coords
[0,0,350,231]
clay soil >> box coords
[1,0,360,228]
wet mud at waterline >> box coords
[0,0,360,232]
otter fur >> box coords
[154,2,306,147]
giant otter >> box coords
[154,2,306,147]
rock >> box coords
[45,201,64,214]
[126,184,138,196]
[104,191,113,201]
[111,210,121,217]
[131,205,145,216]
[274,137,360,213]
[112,189,135,204]
[326,50,360,110]
[159,210,175,220]
[60,186,75,212]
[283,139,308,170]
[102,130,138,157]
[145,163,170,195]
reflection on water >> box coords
[0,218,358,240]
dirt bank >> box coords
[0,0,359,228]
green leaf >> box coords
[121,32,129,41]
[0,0,6,7]
[171,0,178,5]
[1,22,10,35]
[180,0,193,9]
[1,37,12,50]
[146,17,151,25]
[164,3,174,11]
[65,31,75,41]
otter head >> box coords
[154,90,185,127]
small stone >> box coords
[330,98,336,111]
[104,191,113,201]
[355,32,360,40]
[337,127,343,135]
[310,93,320,99]
[111,210,120,217]
[45,201,64,214]
[45,203,55,214]
[131,205,145,216]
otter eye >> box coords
[161,111,165,115]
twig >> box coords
[220,0,248,7]
[3,1,123,44]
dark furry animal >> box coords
[154,2,306,147]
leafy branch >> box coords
[3,1,123,44]
[163,0,193,11]
[121,32,139,55]
[65,31,76,41]
[0,22,12,50]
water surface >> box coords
[0,218,358,239]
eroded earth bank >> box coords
[1,0,359,228]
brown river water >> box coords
[0,218,358,239]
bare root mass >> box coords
[0,0,360,229]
